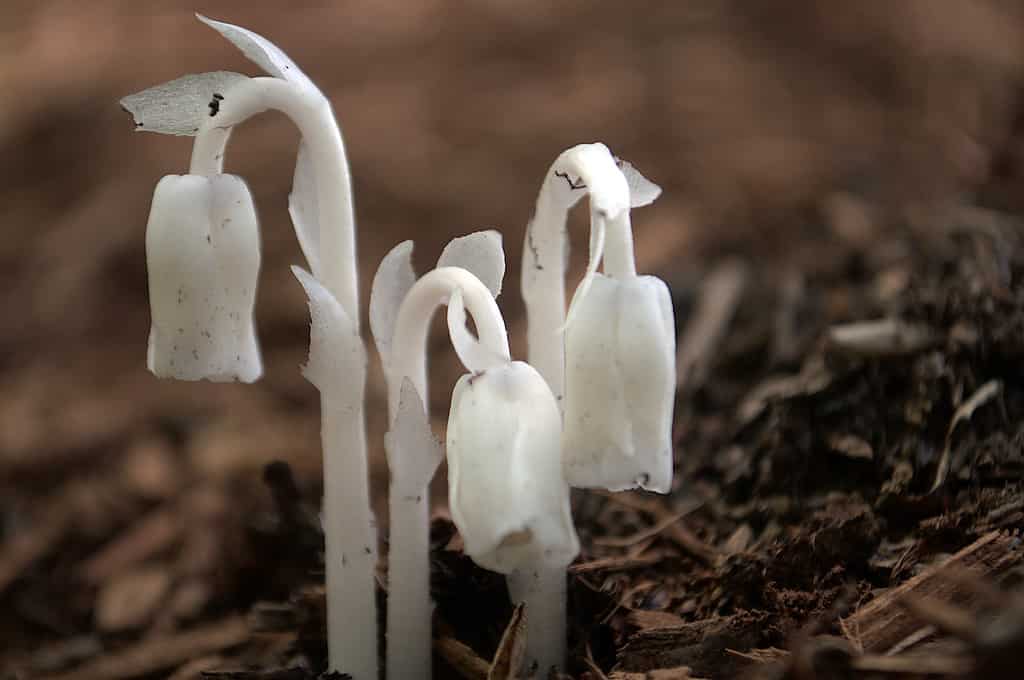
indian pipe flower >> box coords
[559,157,676,493]
[445,288,579,677]
[145,173,261,382]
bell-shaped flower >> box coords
[562,272,675,492]
[445,294,579,575]
[560,164,676,493]
[145,173,261,383]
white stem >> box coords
[603,211,637,279]
[384,267,509,680]
[507,566,568,676]
[189,125,232,176]
[522,186,570,405]
[190,76,359,324]
[191,77,372,676]
[322,395,378,679]
[388,267,510,417]
[386,487,431,680]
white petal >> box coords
[369,241,417,366]
[446,289,507,374]
[146,174,262,382]
[447,362,579,574]
[288,140,320,276]
[436,230,505,298]
[562,275,675,492]
[197,15,316,91]
[120,71,248,136]
[385,378,443,495]
[292,266,366,405]
[616,158,662,208]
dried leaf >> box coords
[489,603,527,680]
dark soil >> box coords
[5,2,1024,679]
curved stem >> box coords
[603,211,637,279]
[189,125,232,176]
[384,266,508,680]
[387,266,510,419]
[191,77,359,327]
[520,144,631,405]
[190,76,371,676]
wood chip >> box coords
[626,610,686,630]
[826,318,938,358]
[37,616,249,680]
[435,636,489,680]
[840,531,1023,653]
[0,497,72,595]
[81,506,182,584]
[95,565,172,632]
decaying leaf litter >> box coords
[7,2,1024,678]
[3,203,1024,680]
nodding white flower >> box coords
[446,299,579,575]
[145,173,261,383]
[562,271,675,492]
[558,160,677,493]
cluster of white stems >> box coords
[124,16,676,680]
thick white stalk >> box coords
[191,76,371,676]
[522,186,570,404]
[388,267,510,415]
[190,76,359,322]
[507,566,568,676]
[384,267,509,680]
[322,395,378,680]
[386,481,431,680]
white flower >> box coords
[446,360,579,574]
[562,272,675,492]
[145,173,261,383]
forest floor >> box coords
[4,2,1024,679]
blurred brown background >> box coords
[3,0,1024,513]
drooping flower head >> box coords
[145,173,261,382]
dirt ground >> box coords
[4,1,1024,678]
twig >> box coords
[569,553,662,575]
[931,380,1002,492]
[593,510,695,549]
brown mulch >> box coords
[6,2,1024,679]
